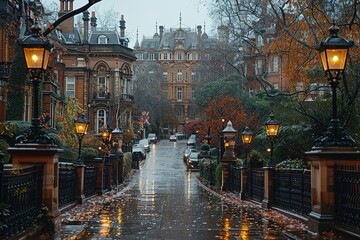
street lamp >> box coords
[315,24,356,147]
[100,126,112,154]
[74,113,90,165]
[265,113,280,167]
[241,127,253,167]
[111,127,124,154]
[204,126,212,145]
[17,23,53,144]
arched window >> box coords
[97,109,107,133]
[177,70,182,81]
[98,35,108,44]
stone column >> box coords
[262,167,274,208]
[239,166,248,200]
[221,121,237,191]
[306,146,360,235]
[8,144,63,214]
[74,165,85,204]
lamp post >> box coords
[315,24,356,147]
[17,23,53,144]
[111,127,124,154]
[241,127,253,167]
[100,126,112,155]
[204,126,212,145]
[74,113,90,165]
[265,113,280,167]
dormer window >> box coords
[98,35,108,44]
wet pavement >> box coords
[59,140,344,240]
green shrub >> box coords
[215,163,222,188]
[81,147,99,160]
[47,133,62,147]
[123,152,132,180]
[59,144,76,163]
[0,139,10,163]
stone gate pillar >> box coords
[306,146,360,235]
[8,144,63,214]
[221,121,237,191]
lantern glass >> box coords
[23,47,50,70]
[75,122,88,135]
[320,48,348,72]
[242,134,253,144]
[266,124,279,137]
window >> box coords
[177,87,183,101]
[274,83,279,89]
[98,35,108,44]
[177,106,183,117]
[148,53,155,60]
[191,72,196,82]
[136,54,144,60]
[66,76,75,98]
[163,72,168,81]
[177,70,182,81]
[77,58,85,67]
[177,52,182,60]
[189,106,196,118]
[273,56,279,72]
[97,76,107,98]
[164,53,168,60]
[256,60,262,75]
[192,89,195,99]
[192,53,197,60]
[97,109,107,134]
[204,53,211,60]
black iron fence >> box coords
[199,159,217,186]
[334,165,360,230]
[58,163,76,208]
[228,166,241,192]
[249,168,264,203]
[84,165,97,198]
[273,169,311,216]
[0,164,43,238]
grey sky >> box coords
[42,0,213,47]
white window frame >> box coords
[97,76,107,98]
[66,76,75,98]
[98,35,108,44]
[273,55,279,72]
[164,53,168,60]
[97,109,107,134]
[177,52,182,60]
[177,87,182,101]
[177,70,182,81]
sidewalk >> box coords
[197,177,352,240]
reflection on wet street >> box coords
[65,140,300,239]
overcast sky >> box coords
[42,0,213,47]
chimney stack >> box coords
[82,11,89,43]
[159,26,164,40]
[120,15,126,38]
[90,11,97,31]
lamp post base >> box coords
[313,119,356,148]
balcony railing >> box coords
[93,92,110,100]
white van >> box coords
[139,139,150,152]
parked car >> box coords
[187,151,199,171]
[132,144,146,159]
[187,134,198,146]
[175,132,186,140]
[183,147,197,163]
[139,139,150,152]
[147,133,157,144]
[169,135,177,142]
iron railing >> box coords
[273,169,311,216]
[0,165,43,238]
[249,168,264,203]
[84,165,97,198]
[334,165,360,230]
[58,162,76,208]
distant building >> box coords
[134,17,220,132]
